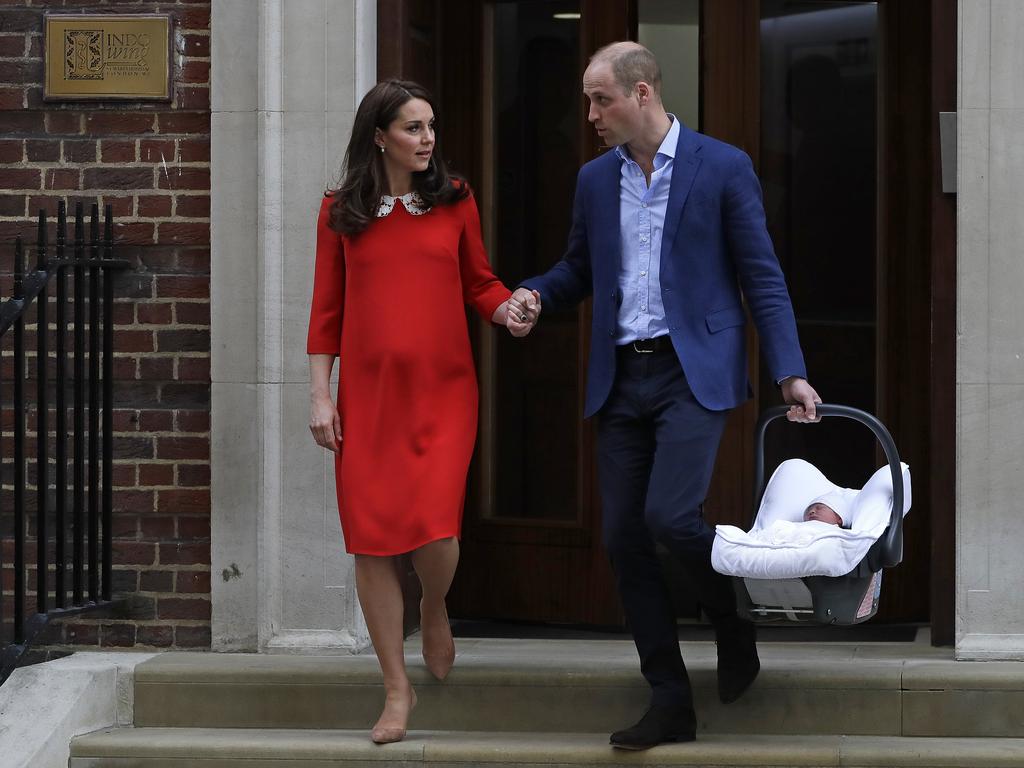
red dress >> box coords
[306,190,511,555]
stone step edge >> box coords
[133,654,1024,692]
[71,727,1024,766]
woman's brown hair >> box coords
[329,79,468,235]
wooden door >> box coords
[380,0,634,626]
[698,0,956,631]
[379,0,760,626]
[444,0,634,626]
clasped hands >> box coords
[505,288,542,337]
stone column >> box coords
[956,0,1024,660]
[210,0,374,652]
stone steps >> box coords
[69,728,1024,767]
[126,640,1024,737]
[68,638,1024,766]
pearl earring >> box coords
[378,145,384,154]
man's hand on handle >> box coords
[781,377,822,423]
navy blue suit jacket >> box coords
[521,124,806,418]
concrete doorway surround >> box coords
[206,0,1024,662]
[209,0,376,653]
[954,0,1024,660]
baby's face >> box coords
[803,503,842,526]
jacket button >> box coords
[608,330,614,337]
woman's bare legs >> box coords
[411,537,459,680]
[354,554,417,743]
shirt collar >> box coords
[376,191,429,217]
[614,114,680,167]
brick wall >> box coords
[0,0,212,658]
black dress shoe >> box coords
[609,704,697,750]
[716,619,760,703]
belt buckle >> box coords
[632,339,654,354]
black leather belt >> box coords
[618,336,671,355]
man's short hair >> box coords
[591,42,662,96]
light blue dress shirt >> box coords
[613,115,680,344]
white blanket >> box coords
[711,459,912,579]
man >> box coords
[508,42,821,750]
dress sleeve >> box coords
[306,195,345,354]
[458,191,512,321]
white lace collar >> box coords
[377,191,430,218]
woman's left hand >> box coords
[504,290,541,337]
[506,308,532,337]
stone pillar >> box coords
[210,0,375,652]
[956,0,1024,660]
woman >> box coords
[306,80,539,744]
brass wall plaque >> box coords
[44,14,172,101]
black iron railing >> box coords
[1,201,128,683]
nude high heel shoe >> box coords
[370,687,417,744]
[420,599,456,681]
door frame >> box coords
[375,0,957,642]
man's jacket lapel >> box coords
[593,153,622,283]
[661,126,702,278]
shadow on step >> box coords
[449,619,924,643]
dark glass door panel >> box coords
[759,1,879,488]
[448,0,631,625]
[490,1,582,523]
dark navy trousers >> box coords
[597,343,739,708]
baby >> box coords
[749,490,850,547]
[804,502,842,526]
[802,490,848,528]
